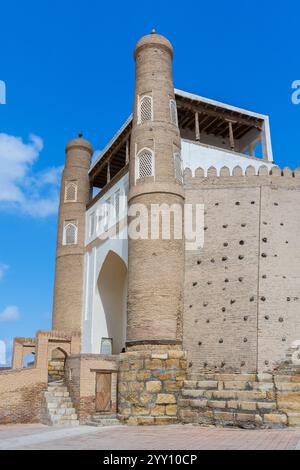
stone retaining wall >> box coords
[118,349,187,424]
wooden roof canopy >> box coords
[176,95,263,140]
[89,92,263,190]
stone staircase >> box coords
[41,381,79,426]
[275,373,300,426]
[86,414,120,427]
[179,372,295,428]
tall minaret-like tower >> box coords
[52,136,93,333]
[119,32,186,424]
[127,31,185,347]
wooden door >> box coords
[95,372,112,412]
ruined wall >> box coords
[183,165,300,374]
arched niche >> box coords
[97,250,127,355]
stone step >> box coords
[47,386,68,393]
[183,380,275,392]
[286,412,300,426]
[182,389,275,401]
[51,413,78,422]
[180,408,287,428]
[185,398,277,412]
[275,383,300,392]
[187,373,257,382]
[51,407,76,416]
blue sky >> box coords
[0,0,299,364]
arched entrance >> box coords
[48,347,67,383]
[97,250,127,355]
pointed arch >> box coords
[97,250,127,355]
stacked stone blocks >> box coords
[118,350,187,425]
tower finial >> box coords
[151,28,156,34]
[78,132,83,138]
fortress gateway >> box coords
[1,32,300,428]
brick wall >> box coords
[183,167,300,374]
[0,368,47,424]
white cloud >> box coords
[0,305,20,322]
[0,263,9,281]
[0,133,62,217]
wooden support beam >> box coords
[107,160,111,183]
[125,139,129,164]
[195,112,200,141]
[227,120,236,150]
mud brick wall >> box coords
[65,354,118,423]
[183,166,300,374]
[0,368,47,424]
[118,349,187,424]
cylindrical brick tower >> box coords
[52,136,93,333]
[127,31,185,347]
[119,33,187,424]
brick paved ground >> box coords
[0,424,300,450]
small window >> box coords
[64,181,77,202]
[137,149,154,180]
[63,222,77,245]
[174,152,183,182]
[138,95,153,124]
[170,99,178,126]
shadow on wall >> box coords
[98,250,127,355]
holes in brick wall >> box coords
[278,317,284,322]
[241,361,245,367]
[287,297,291,302]
[241,223,246,227]
[193,282,197,286]
[285,241,289,244]
[215,202,219,206]
[239,240,245,245]
[250,296,255,302]
[262,275,267,279]
[251,201,255,205]
[238,277,243,282]
[207,281,212,285]
[189,305,193,309]
[203,302,208,307]
[222,307,226,312]
[244,316,248,321]
[243,338,248,342]
[282,337,286,342]
[223,242,228,247]
[224,278,229,283]
[280,223,284,226]
[210,258,215,263]
[230,299,236,305]
[206,319,210,323]
[265,315,269,320]
[262,238,267,243]
[219,338,223,344]
[197,260,201,265]
[222,256,228,261]
[261,296,266,302]
[235,201,240,206]
[222,224,228,229]
[238,255,244,260]
[261,253,267,258]
[204,226,208,231]
[274,202,279,206]
[198,341,202,346]
[263,221,268,225]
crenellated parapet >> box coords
[184,165,300,188]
